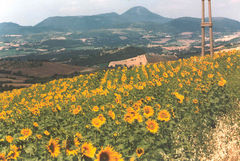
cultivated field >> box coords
[0,50,239,160]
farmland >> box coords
[0,50,239,160]
[0,61,97,92]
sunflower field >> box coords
[0,50,240,160]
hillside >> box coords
[0,50,239,160]
[35,13,123,32]
[35,6,171,32]
[157,17,240,33]
[1,6,240,35]
[0,23,22,35]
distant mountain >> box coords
[0,22,22,35]
[121,6,171,23]
[0,22,52,35]
[159,17,201,33]
[158,17,240,33]
[35,6,171,32]
[1,6,240,35]
[213,17,240,32]
[35,12,124,31]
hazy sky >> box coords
[0,0,240,26]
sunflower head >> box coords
[7,145,20,160]
[75,132,83,139]
[47,138,61,158]
[20,128,32,140]
[218,78,227,87]
[6,135,13,143]
[0,153,6,161]
[124,113,135,124]
[92,118,103,129]
[136,147,144,158]
[146,119,159,134]
[66,148,78,156]
[108,110,115,120]
[158,110,171,122]
[143,106,154,118]
[44,130,50,136]
[97,114,106,123]
[72,108,81,115]
[192,99,198,104]
[92,106,99,112]
[33,122,39,127]
[65,138,79,156]
[95,146,123,161]
[129,156,135,161]
[36,134,42,140]
[81,142,96,158]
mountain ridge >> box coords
[1,6,240,35]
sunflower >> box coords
[192,99,198,104]
[146,119,159,134]
[92,106,99,112]
[208,74,214,78]
[92,118,103,129]
[136,147,144,158]
[123,113,135,124]
[133,102,141,111]
[81,142,96,158]
[218,78,227,87]
[123,91,129,97]
[98,114,106,124]
[75,132,83,140]
[33,122,39,127]
[65,138,79,156]
[143,106,154,118]
[6,135,13,143]
[129,157,135,161]
[72,108,81,115]
[0,153,6,161]
[108,110,115,120]
[173,92,184,103]
[7,145,20,160]
[145,96,151,102]
[36,134,42,139]
[163,72,168,78]
[47,138,61,158]
[136,113,143,123]
[95,146,123,161]
[44,130,50,136]
[100,106,105,111]
[19,128,32,140]
[158,110,171,122]
[195,106,200,113]
[155,104,161,109]
[74,137,81,147]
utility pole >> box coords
[201,0,214,57]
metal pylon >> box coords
[201,0,214,57]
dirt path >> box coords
[200,63,240,160]
[201,103,240,161]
